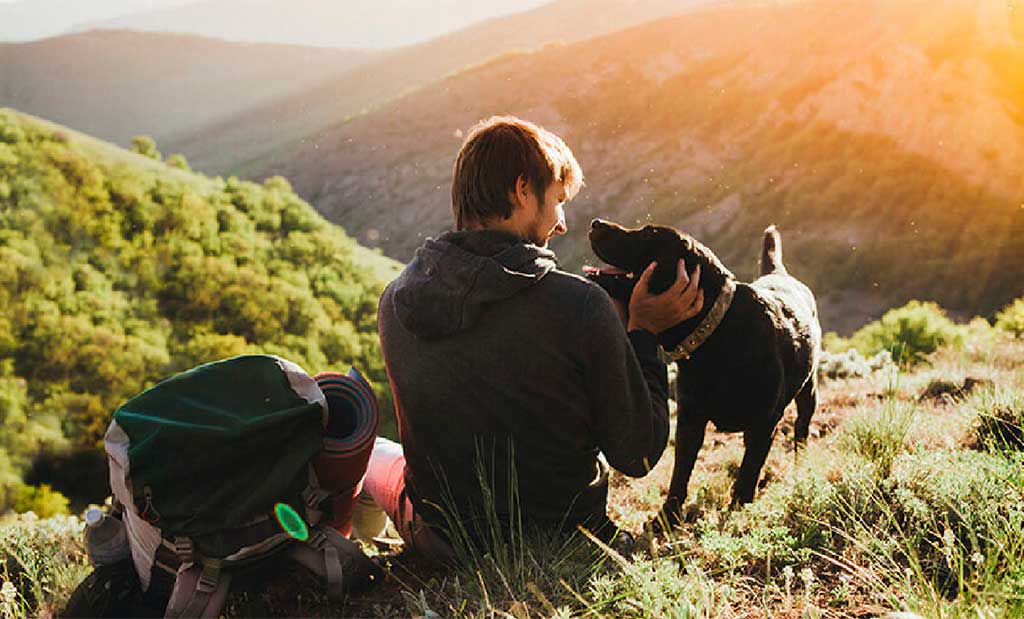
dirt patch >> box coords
[919,376,994,402]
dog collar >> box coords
[667,278,736,361]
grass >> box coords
[3,336,1023,618]
[0,513,89,618]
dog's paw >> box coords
[608,529,637,556]
[648,513,675,536]
[649,499,699,535]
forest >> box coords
[0,109,400,514]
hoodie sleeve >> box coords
[581,285,669,478]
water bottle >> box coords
[84,507,130,566]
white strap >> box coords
[164,563,232,619]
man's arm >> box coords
[583,260,703,477]
[582,286,668,477]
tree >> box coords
[130,135,161,161]
[166,153,191,171]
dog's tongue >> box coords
[582,265,628,276]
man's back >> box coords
[378,229,669,537]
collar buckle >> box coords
[666,278,736,361]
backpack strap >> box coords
[164,562,231,619]
[302,466,332,526]
[288,527,344,598]
[287,525,372,599]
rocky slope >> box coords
[260,0,1024,333]
[166,0,718,174]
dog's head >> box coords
[586,218,736,350]
[588,219,730,295]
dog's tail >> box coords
[760,225,787,276]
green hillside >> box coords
[0,108,401,511]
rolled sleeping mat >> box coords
[311,367,380,537]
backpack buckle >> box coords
[302,485,332,525]
[173,537,195,564]
[302,486,331,510]
[306,528,328,550]
[197,565,220,594]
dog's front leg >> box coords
[731,423,777,506]
[660,413,707,526]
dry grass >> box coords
[324,337,1024,618]
[5,338,1023,618]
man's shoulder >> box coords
[536,268,606,305]
[541,268,604,296]
[536,269,617,320]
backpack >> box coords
[103,354,381,618]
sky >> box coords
[0,0,553,47]
[0,0,197,41]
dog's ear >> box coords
[648,260,679,295]
[645,229,692,294]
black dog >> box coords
[587,219,821,524]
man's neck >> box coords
[464,219,542,247]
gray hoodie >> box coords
[378,229,668,537]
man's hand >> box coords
[627,260,704,334]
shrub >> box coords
[838,400,915,477]
[822,331,854,353]
[584,554,733,619]
[850,301,962,365]
[0,375,66,512]
[165,153,190,171]
[746,445,1024,617]
[10,485,68,518]
[819,348,894,379]
[995,297,1024,337]
[959,315,1006,358]
[129,135,161,161]
[263,175,293,193]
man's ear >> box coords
[509,175,530,210]
[517,175,530,197]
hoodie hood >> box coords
[392,229,558,339]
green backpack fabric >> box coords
[113,354,324,545]
[104,355,378,618]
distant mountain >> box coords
[77,0,554,49]
[164,0,719,174]
[0,30,373,149]
[0,0,193,42]
[259,0,1024,334]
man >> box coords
[359,116,703,558]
